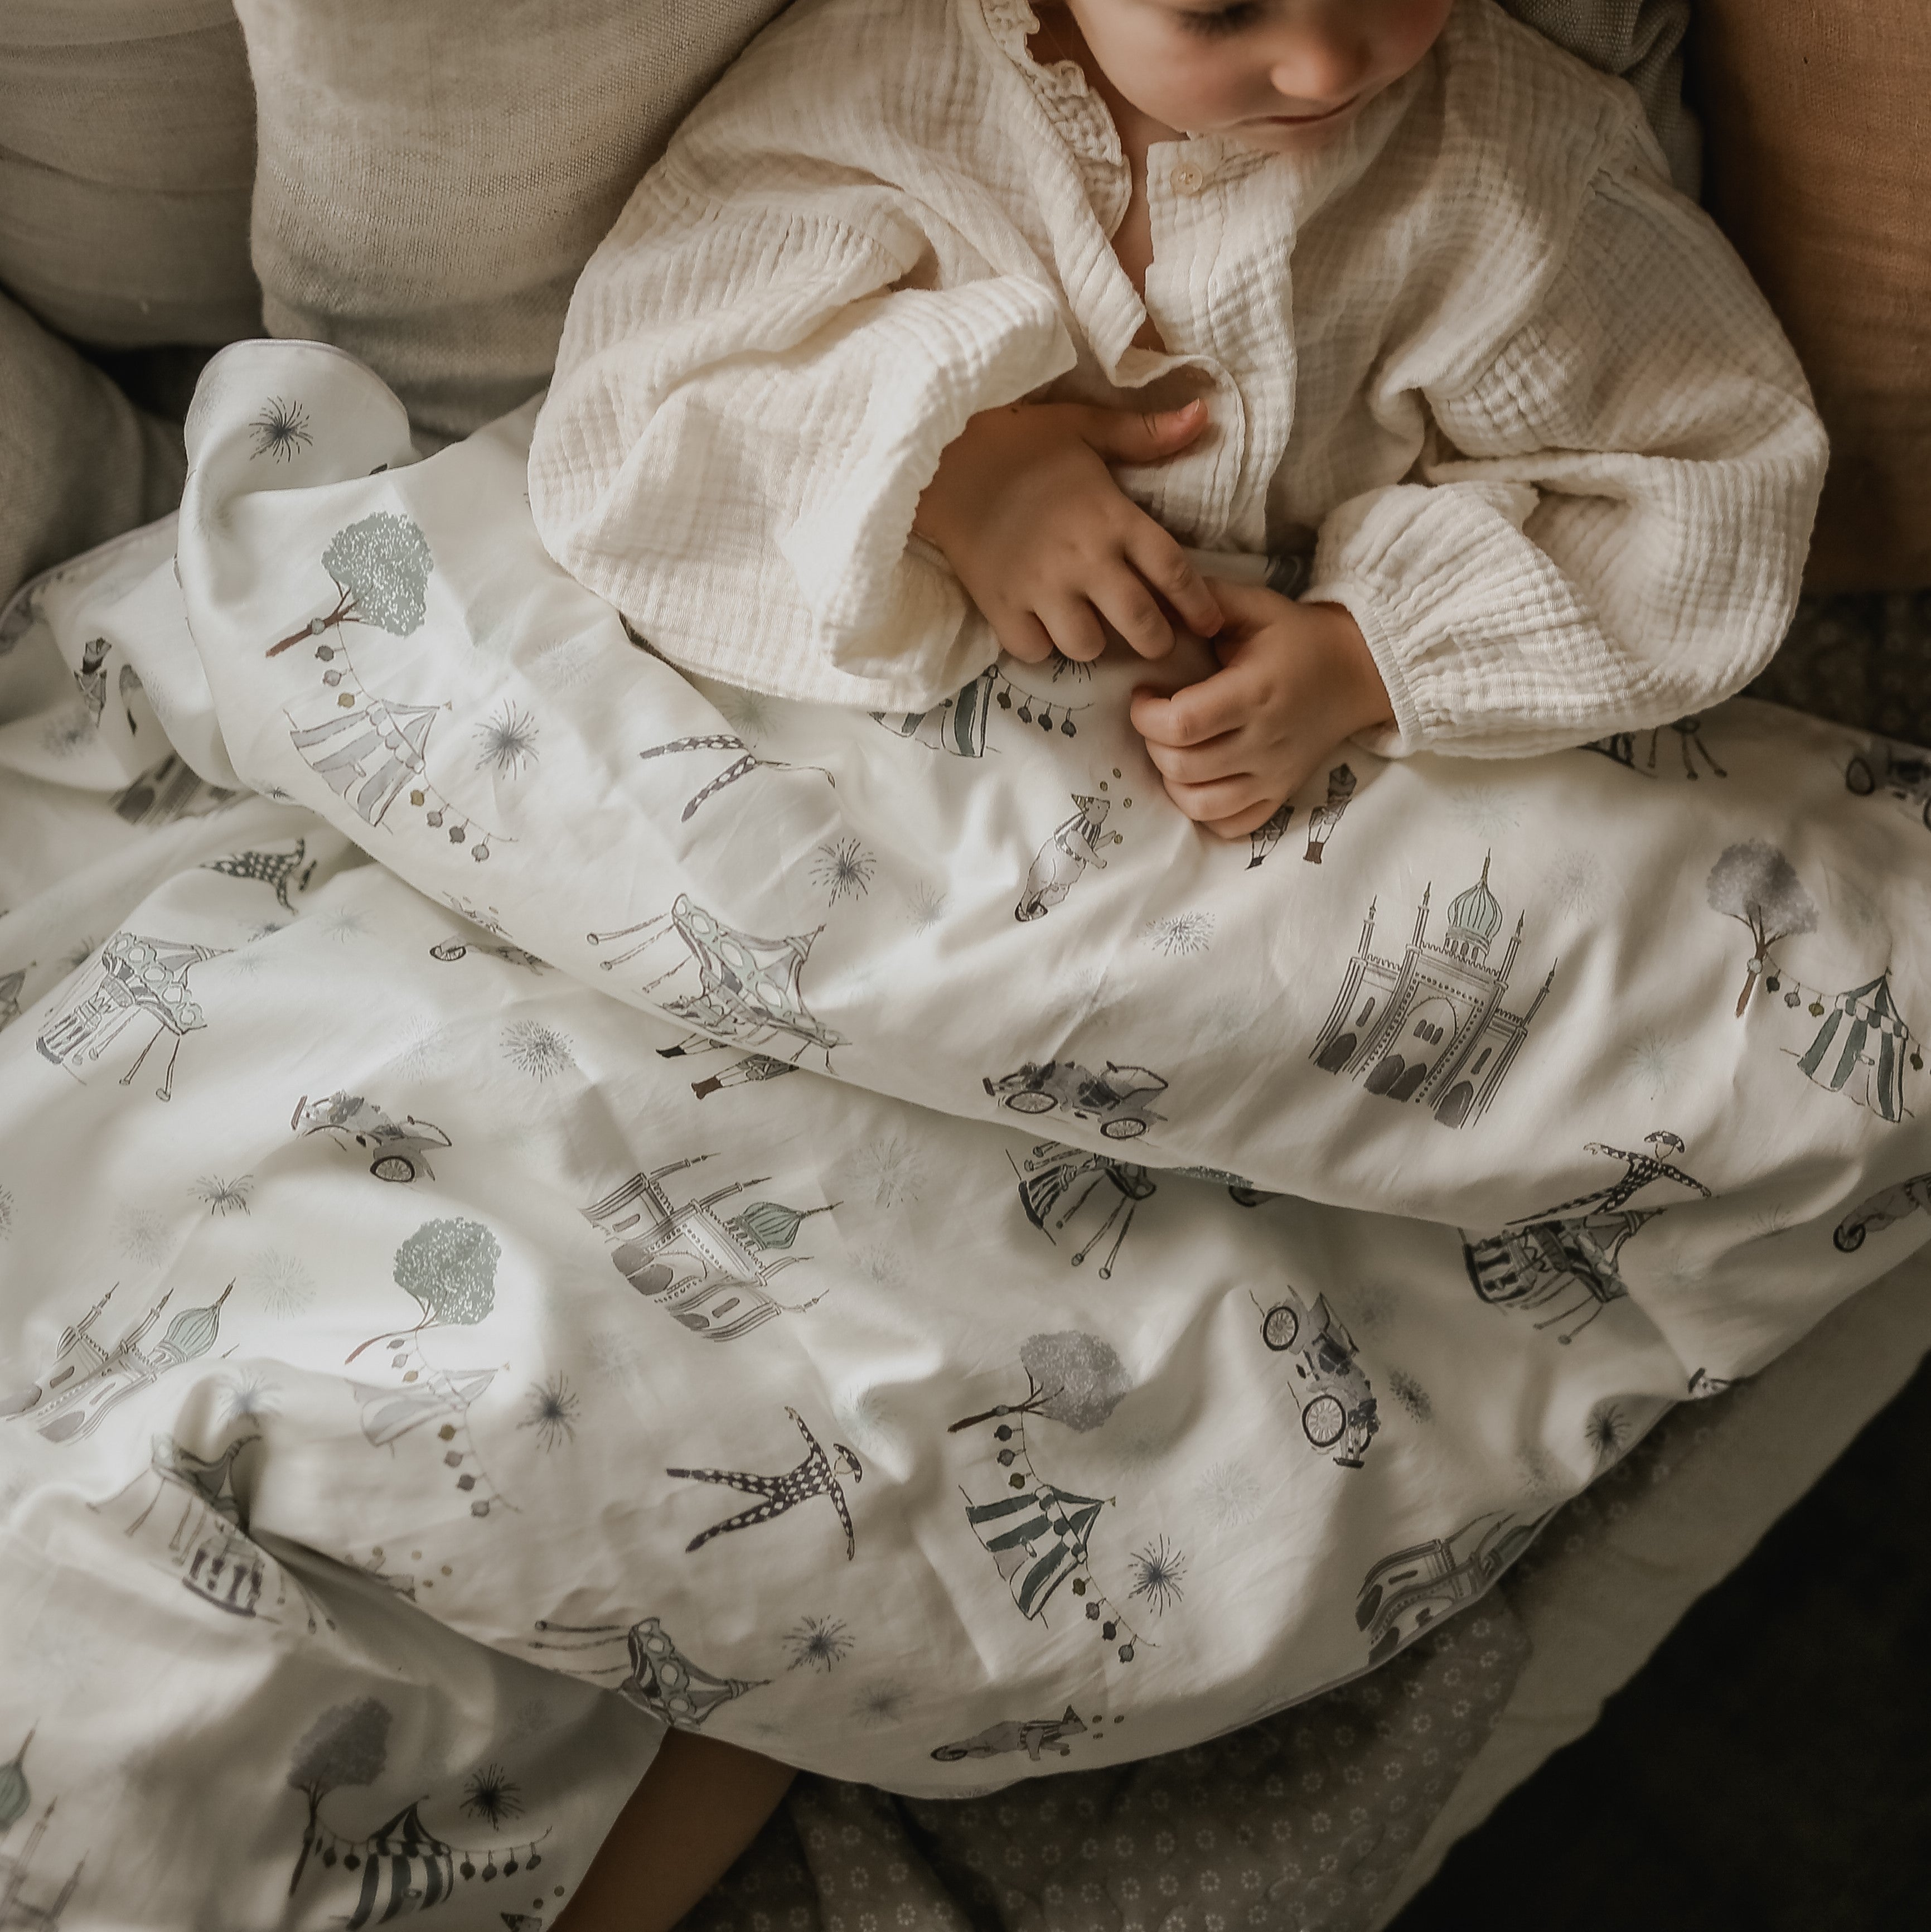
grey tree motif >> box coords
[287,1697,390,1891]
[951,1329,1131,1433]
[268,512,434,657]
[346,1216,500,1363]
[1706,841,1818,1016]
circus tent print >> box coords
[1797,972,1917,1121]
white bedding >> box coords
[1,339,1926,1931]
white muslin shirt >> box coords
[527,0,1828,756]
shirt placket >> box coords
[1143,147,1248,550]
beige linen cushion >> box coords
[0,0,258,349]
[236,0,791,443]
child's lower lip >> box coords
[1255,97,1357,125]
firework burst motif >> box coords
[1127,1535,1187,1616]
[247,396,313,463]
[851,1680,911,1728]
[584,1329,643,1387]
[1749,1202,1795,1242]
[1145,911,1215,958]
[713,685,774,738]
[533,633,602,690]
[1448,784,1522,840]
[244,1247,316,1317]
[395,1017,456,1081]
[1195,1460,1263,1530]
[1541,848,1604,918]
[318,906,371,944]
[1620,1030,1683,1100]
[519,1374,580,1450]
[221,1371,281,1423]
[812,835,877,904]
[193,1173,255,1218]
[501,1018,575,1080]
[114,1207,172,1267]
[1387,1368,1432,1423]
[784,1615,854,1674]
[849,1242,906,1293]
[852,1134,925,1210]
[1585,1400,1631,1462]
[905,880,948,933]
[475,701,540,778]
[59,936,100,974]
[460,1764,524,1828]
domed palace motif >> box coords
[1309,855,1554,1129]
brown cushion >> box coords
[1695,0,1931,590]
[0,0,259,349]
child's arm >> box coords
[529,154,1077,713]
[1295,129,1828,762]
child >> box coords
[530,0,1824,842]
[538,2,1824,1915]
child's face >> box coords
[1059,0,1456,151]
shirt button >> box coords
[1172,161,1207,196]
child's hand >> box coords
[913,399,1225,665]
[1129,581,1392,839]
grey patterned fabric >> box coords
[690,1607,1532,1932]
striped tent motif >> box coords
[965,1480,1109,1621]
[346,1801,454,1928]
[1797,972,1914,1122]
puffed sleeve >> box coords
[1303,133,1829,760]
[528,151,1076,712]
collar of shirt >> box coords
[972,0,1423,548]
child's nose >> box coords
[1266,28,1374,105]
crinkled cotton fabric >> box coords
[529,0,1823,739]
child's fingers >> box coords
[1124,525,1223,637]
[1090,567,1175,661]
[1142,732,1247,784]
[992,607,1057,664]
[1204,795,1290,840]
[1038,596,1108,663]
[1130,662,1254,746]
[1071,398,1209,467]
[1162,772,1271,825]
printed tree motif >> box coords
[287,1697,390,1891]
[268,513,434,657]
[951,1330,1130,1433]
[347,1216,500,1363]
[1706,840,1818,1017]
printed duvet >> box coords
[0,341,1925,1930]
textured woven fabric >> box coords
[0,291,185,605]
[529,0,1824,747]
[1695,0,1931,591]
[234,0,791,442]
[0,0,258,349]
